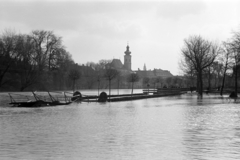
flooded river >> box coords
[1,91,240,160]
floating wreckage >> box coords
[9,91,81,107]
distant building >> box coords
[109,45,133,75]
[136,68,173,78]
[109,58,132,75]
[109,44,173,78]
[136,63,173,78]
[110,59,123,70]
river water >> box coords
[1,90,240,160]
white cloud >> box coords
[155,1,206,20]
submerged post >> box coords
[147,84,150,95]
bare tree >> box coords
[85,76,96,89]
[53,49,75,90]
[228,31,240,96]
[205,64,215,90]
[155,77,163,88]
[0,30,21,89]
[16,34,39,91]
[143,77,150,88]
[127,73,140,95]
[98,59,112,69]
[219,42,233,95]
[68,67,81,92]
[181,35,220,97]
[104,68,119,100]
[166,77,173,88]
[150,78,158,89]
[31,30,63,72]
[116,74,123,95]
[97,74,101,96]
[212,61,223,88]
[179,55,196,88]
[172,76,183,88]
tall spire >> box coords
[124,43,131,55]
[124,43,132,71]
[143,63,147,71]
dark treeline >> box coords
[0,29,78,91]
[0,30,121,92]
[179,29,240,97]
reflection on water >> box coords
[1,92,240,159]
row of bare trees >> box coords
[0,29,142,93]
[0,29,76,91]
[142,76,187,89]
[180,30,240,97]
[85,62,141,96]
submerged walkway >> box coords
[81,88,189,102]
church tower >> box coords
[143,63,147,71]
[124,45,131,71]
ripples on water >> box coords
[1,92,240,160]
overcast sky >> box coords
[0,0,240,75]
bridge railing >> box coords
[143,88,191,94]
